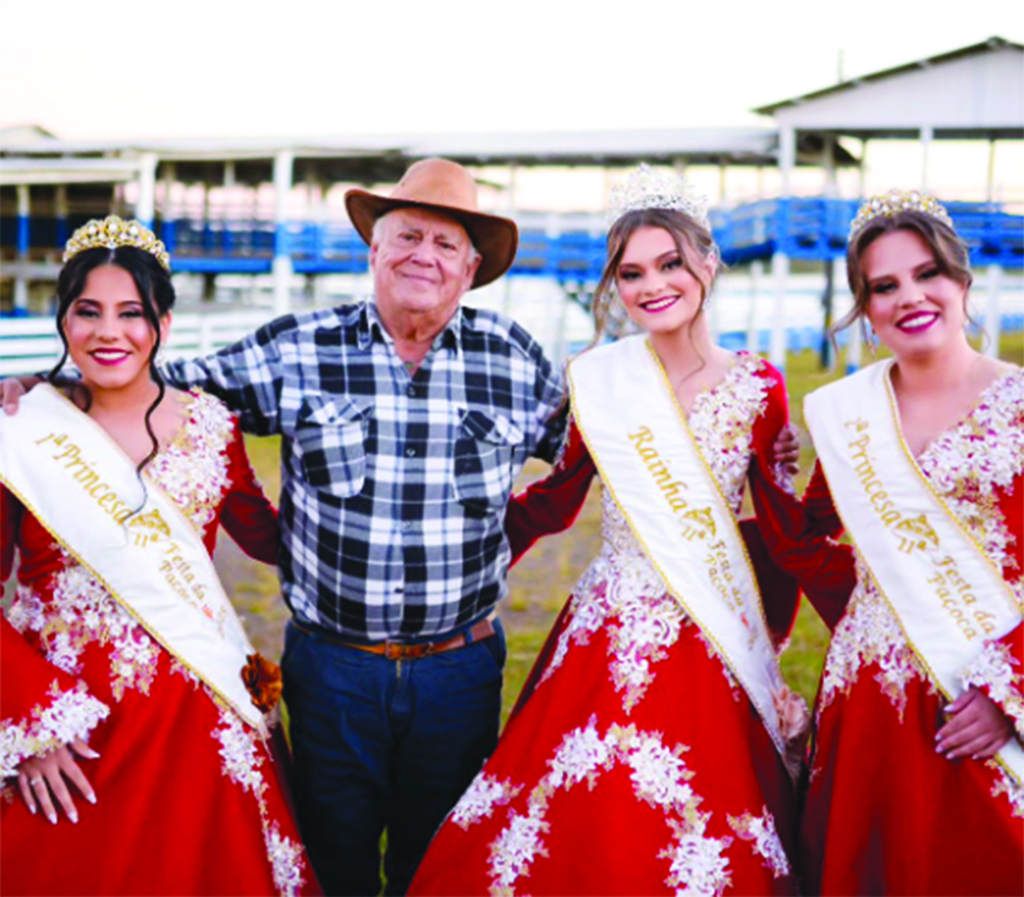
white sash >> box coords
[805,360,1023,783]
[569,336,788,755]
[0,385,267,733]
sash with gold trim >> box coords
[0,384,268,733]
[568,336,789,755]
[805,360,1023,782]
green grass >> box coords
[218,332,1024,722]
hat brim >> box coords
[345,190,518,289]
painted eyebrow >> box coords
[72,297,145,308]
[866,258,938,284]
[619,249,681,267]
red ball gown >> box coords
[766,367,1024,895]
[410,354,804,897]
[1,390,316,896]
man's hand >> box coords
[16,737,100,824]
[936,687,1014,760]
[773,423,801,478]
[2,377,38,415]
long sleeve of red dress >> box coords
[751,457,857,632]
[212,419,280,565]
[504,417,596,566]
[1,488,111,777]
[743,363,806,646]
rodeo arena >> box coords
[2,36,1022,376]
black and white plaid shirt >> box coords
[164,301,565,640]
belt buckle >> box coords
[385,641,433,661]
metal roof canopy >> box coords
[754,37,1024,140]
[0,127,858,189]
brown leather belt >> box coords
[294,614,497,661]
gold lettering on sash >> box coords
[843,418,906,530]
[704,538,755,645]
[842,417,989,641]
[628,425,700,527]
[627,424,754,638]
[42,433,137,524]
[159,542,228,635]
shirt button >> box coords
[402,521,413,531]
[406,448,416,457]
[407,385,416,397]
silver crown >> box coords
[606,164,711,230]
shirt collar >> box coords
[359,300,465,358]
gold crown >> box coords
[63,215,171,271]
[848,190,954,242]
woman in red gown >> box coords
[410,168,809,896]
[763,192,1023,895]
[0,218,315,896]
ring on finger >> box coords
[29,777,44,786]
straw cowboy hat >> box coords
[345,158,518,288]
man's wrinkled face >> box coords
[370,208,480,330]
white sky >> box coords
[3,0,1021,139]
[2,0,1022,209]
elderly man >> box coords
[165,159,564,895]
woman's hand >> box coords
[936,687,1014,760]
[773,423,801,477]
[16,738,100,824]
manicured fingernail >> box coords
[86,792,97,805]
[27,803,36,815]
[944,704,955,712]
[47,812,57,825]
[69,811,78,824]
[80,747,100,759]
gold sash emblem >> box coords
[127,509,172,545]
[894,514,940,555]
[681,506,716,540]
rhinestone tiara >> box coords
[606,164,711,231]
[848,190,954,242]
[63,215,171,271]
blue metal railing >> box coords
[4,198,1021,276]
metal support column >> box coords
[770,126,796,370]
[272,150,295,316]
[14,185,30,312]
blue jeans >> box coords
[282,617,506,897]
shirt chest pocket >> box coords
[453,409,524,514]
[294,396,369,499]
